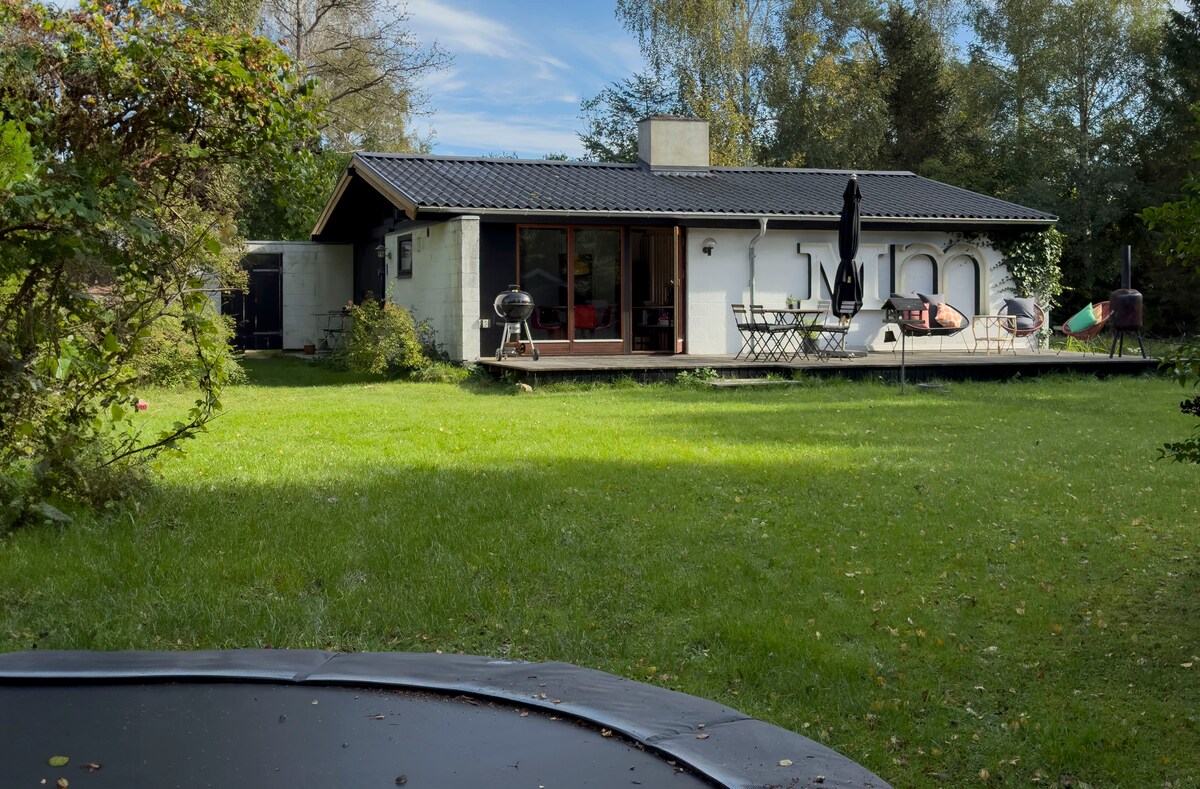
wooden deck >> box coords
[480,349,1159,384]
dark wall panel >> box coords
[480,223,516,354]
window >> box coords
[396,236,413,278]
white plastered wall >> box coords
[685,228,1010,354]
[385,216,480,363]
[246,240,353,349]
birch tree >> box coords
[616,0,788,165]
[257,0,448,152]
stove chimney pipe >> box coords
[1121,245,1132,290]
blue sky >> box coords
[405,0,645,159]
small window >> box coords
[396,236,413,278]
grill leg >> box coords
[521,320,539,361]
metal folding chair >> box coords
[749,305,796,361]
[732,304,792,361]
[808,300,850,360]
[731,304,759,359]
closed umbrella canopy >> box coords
[832,174,863,318]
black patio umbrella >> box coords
[832,174,864,319]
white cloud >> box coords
[420,68,468,94]
[415,112,582,157]
[408,0,524,60]
[408,0,570,79]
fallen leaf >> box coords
[519,711,529,718]
[394,776,407,785]
[601,729,613,737]
[80,763,101,772]
[778,759,793,766]
[369,714,385,720]
[696,733,709,740]
[48,757,69,768]
[56,780,69,789]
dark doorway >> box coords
[630,228,678,352]
[223,253,283,350]
[354,240,386,303]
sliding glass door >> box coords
[519,226,621,350]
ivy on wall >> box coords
[989,227,1066,309]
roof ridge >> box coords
[708,166,917,176]
[355,152,638,169]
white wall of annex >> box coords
[386,216,480,362]
[247,240,353,349]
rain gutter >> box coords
[748,217,768,310]
[408,206,1056,224]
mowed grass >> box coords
[2,359,1198,787]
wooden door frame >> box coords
[628,225,683,354]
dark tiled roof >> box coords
[352,154,1056,223]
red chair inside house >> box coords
[531,306,564,340]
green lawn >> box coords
[2,359,1198,787]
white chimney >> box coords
[637,116,710,171]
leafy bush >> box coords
[1159,340,1200,463]
[0,0,320,528]
[132,311,246,387]
[326,299,430,375]
[675,367,718,386]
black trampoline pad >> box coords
[0,682,708,788]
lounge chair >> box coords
[1058,301,1111,354]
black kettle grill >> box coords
[493,285,540,361]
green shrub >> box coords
[1159,340,1200,462]
[131,311,246,387]
[327,299,429,375]
[675,367,718,386]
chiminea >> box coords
[1108,246,1146,358]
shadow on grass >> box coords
[6,448,1198,787]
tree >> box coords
[579,72,683,163]
[0,0,321,526]
[190,0,448,240]
[761,0,888,168]
[1142,111,1200,462]
[968,0,1167,300]
[616,0,788,165]
[256,0,448,153]
[1147,0,1200,169]
[1041,0,1164,293]
[879,4,954,172]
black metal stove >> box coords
[1109,247,1146,358]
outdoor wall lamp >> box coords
[701,238,716,255]
[375,242,390,261]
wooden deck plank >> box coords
[478,350,1158,383]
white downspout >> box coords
[748,217,768,308]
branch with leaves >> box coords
[0,0,322,527]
